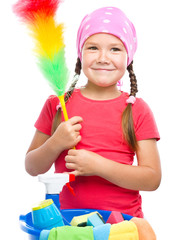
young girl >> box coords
[25,7,161,219]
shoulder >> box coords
[123,93,158,127]
[43,95,59,110]
[132,97,155,122]
[46,95,59,105]
[122,92,150,112]
[45,90,80,109]
[131,96,160,140]
[34,95,59,136]
[39,95,59,118]
[133,97,151,112]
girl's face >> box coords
[82,33,127,88]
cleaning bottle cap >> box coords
[32,199,53,211]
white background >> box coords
[1,0,177,239]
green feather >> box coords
[38,47,69,96]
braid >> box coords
[75,57,82,75]
[64,58,82,103]
[51,58,82,134]
[121,61,138,151]
[127,61,138,97]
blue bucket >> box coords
[19,209,133,239]
[19,212,41,240]
[19,209,112,240]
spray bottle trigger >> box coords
[66,183,75,196]
[66,174,76,196]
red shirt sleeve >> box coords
[133,98,160,141]
[34,95,59,135]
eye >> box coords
[111,47,121,52]
[88,46,98,50]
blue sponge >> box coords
[93,224,111,240]
[87,213,105,227]
[39,230,50,240]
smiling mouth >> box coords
[92,68,115,71]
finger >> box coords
[68,149,77,156]
[72,135,82,147]
[69,170,80,177]
[65,155,75,162]
[69,116,83,125]
[73,123,82,131]
[65,162,76,170]
[73,131,81,138]
[75,135,82,144]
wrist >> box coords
[92,154,108,177]
[45,136,64,155]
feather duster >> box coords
[13,0,70,121]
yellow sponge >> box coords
[109,221,139,240]
[70,212,98,227]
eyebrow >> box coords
[84,42,98,46]
[110,43,124,47]
[84,42,124,47]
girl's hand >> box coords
[51,116,83,151]
[65,149,99,176]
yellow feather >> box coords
[30,15,65,60]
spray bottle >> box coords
[38,173,75,210]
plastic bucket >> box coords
[19,212,41,240]
[19,209,111,240]
[19,209,133,239]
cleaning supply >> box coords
[70,211,98,227]
[32,199,64,230]
[39,219,139,240]
[48,226,94,240]
[87,212,105,227]
[38,173,75,209]
[106,211,124,224]
[109,221,139,240]
[13,0,70,121]
[93,224,111,240]
[40,230,50,240]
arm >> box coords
[65,139,161,191]
[25,130,61,176]
[25,116,83,176]
[96,139,161,191]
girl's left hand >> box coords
[65,149,99,176]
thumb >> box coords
[70,170,80,177]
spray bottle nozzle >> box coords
[69,174,75,182]
[38,173,76,196]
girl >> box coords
[25,7,161,219]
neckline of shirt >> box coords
[75,88,127,103]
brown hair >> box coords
[122,61,138,151]
[52,58,138,151]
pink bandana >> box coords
[76,7,137,66]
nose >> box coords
[96,50,110,64]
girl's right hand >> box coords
[51,116,83,151]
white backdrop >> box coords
[1,0,177,239]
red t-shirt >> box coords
[35,89,160,217]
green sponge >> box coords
[70,212,98,227]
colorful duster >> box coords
[13,0,70,120]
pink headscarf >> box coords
[76,7,137,66]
